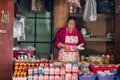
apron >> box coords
[58,28,80,62]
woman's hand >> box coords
[64,45,70,50]
[58,42,70,50]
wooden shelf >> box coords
[69,13,114,19]
[84,36,114,42]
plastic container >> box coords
[79,75,96,80]
[50,66,55,75]
[49,75,54,80]
[39,74,44,80]
[97,75,114,80]
[44,66,49,74]
[55,66,60,75]
[65,62,72,72]
[38,67,44,74]
[60,66,65,75]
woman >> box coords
[54,16,85,62]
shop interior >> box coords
[0,0,120,80]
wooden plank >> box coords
[69,13,114,19]
[84,37,114,42]
[54,0,68,32]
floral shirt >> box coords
[54,26,85,49]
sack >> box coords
[83,0,97,21]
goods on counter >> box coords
[13,59,79,80]
[13,58,120,80]
[89,64,119,74]
[87,56,104,63]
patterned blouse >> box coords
[54,26,85,49]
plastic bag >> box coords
[83,0,97,21]
[13,19,23,38]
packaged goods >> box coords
[44,74,49,80]
[72,62,78,73]
[38,74,44,80]
[55,66,60,75]
[28,68,33,75]
[60,75,65,80]
[28,75,33,80]
[65,72,72,80]
[34,67,38,74]
[44,66,49,74]
[33,74,38,80]
[38,67,44,74]
[65,62,72,72]
[49,75,54,80]
[55,75,60,80]
[50,66,55,75]
[60,66,65,75]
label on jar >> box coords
[28,68,33,75]
[49,75,54,80]
[34,68,38,74]
[65,63,72,72]
[65,73,72,80]
[38,67,44,74]
[72,75,78,80]
[44,75,49,80]
[55,75,60,80]
[60,66,65,75]
[28,75,33,80]
[44,67,49,74]
[33,75,38,80]
[60,76,65,80]
[39,74,44,80]
[55,67,60,75]
[50,67,55,75]
[72,66,78,73]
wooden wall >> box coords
[54,0,68,33]
[0,0,14,79]
[114,0,120,63]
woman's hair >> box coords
[67,16,77,23]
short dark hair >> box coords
[67,16,77,23]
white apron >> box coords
[58,29,80,62]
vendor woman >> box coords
[54,16,85,62]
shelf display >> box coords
[12,57,120,80]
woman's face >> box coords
[67,19,76,30]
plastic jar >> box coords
[55,66,60,75]
[44,66,49,74]
[50,66,55,75]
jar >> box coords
[33,74,38,80]
[28,68,33,75]
[44,74,49,80]
[65,62,72,72]
[49,75,54,80]
[65,72,72,80]
[55,75,60,80]
[28,74,33,80]
[72,72,78,80]
[55,66,60,75]
[81,28,87,37]
[39,74,44,80]
[34,67,38,74]
[50,66,55,75]
[60,66,65,75]
[38,67,44,74]
[44,66,49,74]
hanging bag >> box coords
[83,0,97,21]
